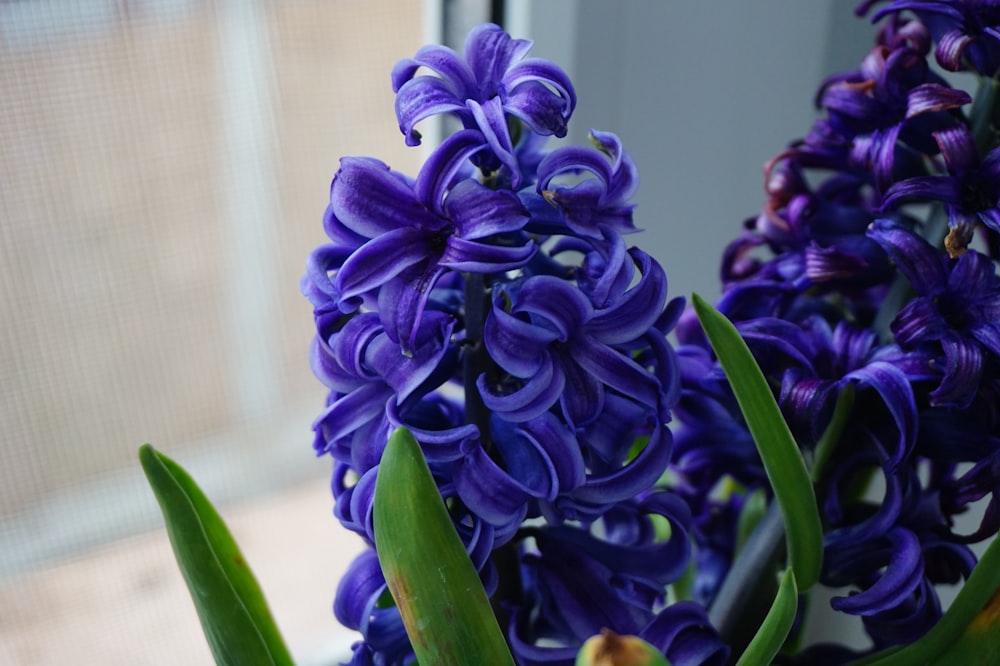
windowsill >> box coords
[0,478,366,665]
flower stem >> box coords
[708,500,786,657]
[463,272,496,456]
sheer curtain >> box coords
[0,2,424,663]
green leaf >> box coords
[852,532,1000,666]
[138,444,293,666]
[374,427,516,666]
[692,293,823,590]
[735,568,798,666]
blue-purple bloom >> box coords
[307,7,1000,665]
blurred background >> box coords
[0,1,873,663]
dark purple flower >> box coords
[815,35,970,192]
[530,130,640,239]
[868,1,1000,75]
[327,130,535,350]
[478,248,669,427]
[392,23,576,183]
[878,125,1000,245]
[868,219,1000,407]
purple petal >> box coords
[514,413,587,493]
[440,235,536,272]
[464,23,531,85]
[331,157,435,236]
[558,352,605,426]
[641,602,729,666]
[878,176,961,211]
[573,335,663,414]
[906,83,971,117]
[892,297,948,346]
[935,125,979,176]
[414,129,489,213]
[930,334,983,408]
[391,44,476,96]
[393,76,467,146]
[537,145,613,192]
[334,549,385,630]
[312,383,391,447]
[375,265,448,354]
[572,420,673,504]
[847,360,918,470]
[935,28,974,71]
[514,275,594,338]
[385,400,477,463]
[832,528,924,615]
[867,220,948,295]
[588,249,667,344]
[505,80,573,138]
[335,227,431,300]
[466,98,521,187]
[453,442,533,528]
[446,179,530,238]
[485,296,558,377]
[478,352,566,422]
[533,540,646,637]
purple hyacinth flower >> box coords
[328,129,535,351]
[878,124,1000,244]
[478,249,668,427]
[868,219,1000,408]
[532,130,640,239]
[392,23,576,183]
[816,36,970,192]
[868,1,1000,75]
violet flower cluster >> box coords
[304,4,1000,664]
[303,24,726,666]
[670,0,1000,660]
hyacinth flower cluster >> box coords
[668,0,1000,660]
[300,6,1000,666]
[302,23,729,666]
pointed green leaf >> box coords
[852,532,1000,666]
[138,444,293,666]
[735,568,798,666]
[374,427,516,666]
[692,293,823,590]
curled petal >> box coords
[393,76,467,146]
[573,420,673,504]
[847,360,918,469]
[935,28,974,71]
[515,275,595,338]
[334,549,385,630]
[335,227,432,301]
[453,442,532,528]
[832,528,924,616]
[588,249,667,344]
[930,334,983,408]
[414,129,489,213]
[906,83,971,118]
[640,602,729,666]
[485,297,559,377]
[391,44,475,95]
[478,352,566,422]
